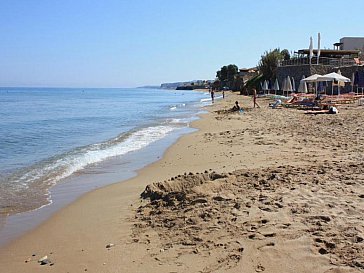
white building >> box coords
[339,37,364,51]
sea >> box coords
[0,87,213,244]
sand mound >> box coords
[140,172,229,204]
[134,163,364,272]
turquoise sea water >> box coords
[0,87,211,215]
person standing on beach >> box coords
[253,88,260,108]
[211,89,215,103]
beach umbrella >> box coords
[317,72,350,83]
[301,74,322,82]
[262,80,269,94]
[282,77,287,96]
[351,72,355,92]
[273,78,280,95]
[291,76,296,91]
[286,76,293,96]
[317,32,321,65]
[317,72,351,96]
[301,74,323,94]
[268,80,273,94]
[298,75,308,93]
[282,76,292,97]
[298,78,308,93]
[309,36,314,65]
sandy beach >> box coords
[1,92,363,272]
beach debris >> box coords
[38,255,51,265]
[24,257,31,263]
[106,243,115,249]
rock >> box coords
[38,256,51,265]
[325,242,336,249]
[38,256,47,263]
[106,243,115,249]
[213,195,231,202]
[319,215,331,222]
[233,201,241,210]
[190,198,208,205]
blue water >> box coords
[0,87,210,215]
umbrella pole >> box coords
[338,84,340,96]
[315,82,317,96]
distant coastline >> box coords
[160,80,213,90]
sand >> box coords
[0,92,363,272]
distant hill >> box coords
[137,85,161,89]
[160,80,214,90]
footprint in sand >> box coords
[256,264,265,272]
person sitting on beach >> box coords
[230,101,241,112]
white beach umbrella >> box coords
[273,78,280,95]
[317,72,350,82]
[317,32,321,65]
[351,72,355,92]
[309,36,314,65]
[317,72,351,96]
[286,76,293,95]
[282,77,287,96]
[301,74,322,82]
[262,80,269,94]
[301,74,323,95]
[298,79,308,93]
[291,76,296,91]
[282,76,292,97]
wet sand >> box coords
[0,92,363,272]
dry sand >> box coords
[0,92,363,272]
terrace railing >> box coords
[279,57,356,67]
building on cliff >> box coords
[276,37,364,94]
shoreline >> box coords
[1,92,363,272]
[0,125,196,247]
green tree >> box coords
[258,48,289,80]
[216,64,239,89]
[281,49,291,61]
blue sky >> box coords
[1,0,363,87]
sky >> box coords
[1,0,363,88]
